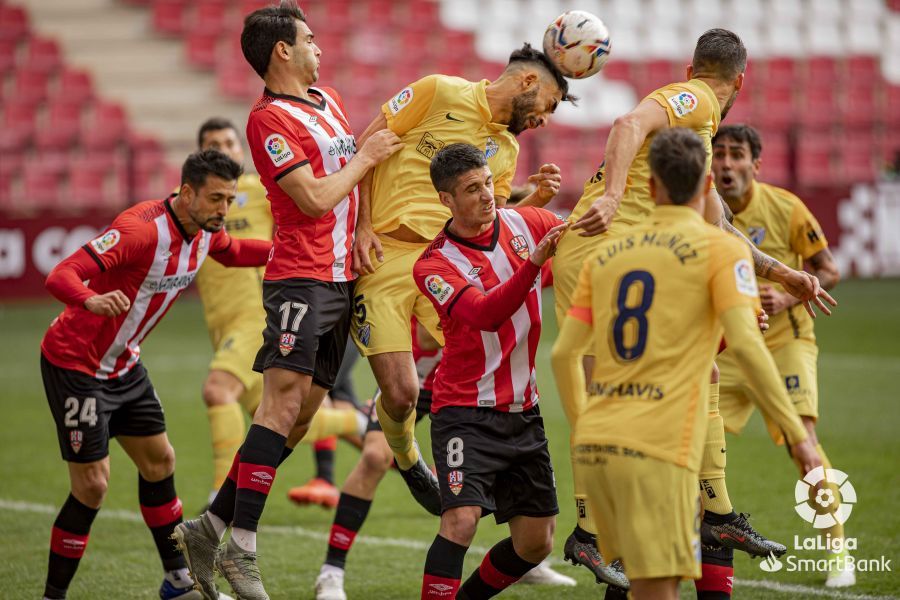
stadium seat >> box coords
[186,32,218,69]
[0,101,37,152]
[81,102,128,151]
[51,68,94,106]
[22,160,64,209]
[23,37,62,74]
[797,89,838,128]
[0,39,19,75]
[885,85,900,126]
[0,5,29,42]
[190,0,231,34]
[36,101,83,150]
[13,69,50,104]
[753,87,794,130]
[152,0,187,35]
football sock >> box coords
[574,495,598,536]
[422,534,467,599]
[700,383,733,515]
[164,567,193,590]
[314,437,338,485]
[458,537,539,599]
[375,392,419,470]
[138,474,186,571]
[304,409,360,443]
[324,493,372,569]
[695,544,735,599]
[604,584,629,599]
[45,494,99,599]
[232,424,287,551]
[207,403,245,491]
[573,524,595,544]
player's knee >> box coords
[73,468,109,507]
[440,508,479,546]
[380,378,419,417]
[361,438,393,475]
[201,378,228,407]
[516,527,555,561]
[141,443,176,481]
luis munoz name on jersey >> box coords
[593,231,700,267]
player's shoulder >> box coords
[647,79,716,115]
[758,181,804,211]
[249,92,278,115]
[121,198,167,226]
[417,231,451,264]
[702,220,749,259]
[500,206,562,226]
[313,85,344,107]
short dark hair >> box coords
[713,124,763,160]
[649,128,707,205]
[430,143,489,194]
[508,43,578,104]
[691,28,747,81]
[241,1,306,79]
[181,149,244,190]
[197,117,239,149]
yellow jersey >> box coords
[195,173,273,327]
[568,205,760,471]
[372,75,519,239]
[570,79,721,232]
[727,181,828,348]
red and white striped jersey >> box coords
[42,198,248,379]
[247,87,358,282]
[411,318,442,392]
[413,207,563,413]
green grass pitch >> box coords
[1,279,898,599]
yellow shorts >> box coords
[207,317,264,414]
[718,339,819,444]
[572,443,701,581]
[351,235,443,356]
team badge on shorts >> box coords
[70,430,83,454]
[509,235,530,260]
[279,333,296,356]
[357,324,371,347]
[448,470,464,495]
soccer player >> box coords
[174,4,401,599]
[350,43,572,514]
[552,28,835,587]
[193,117,364,508]
[40,149,269,600]
[413,143,568,599]
[552,128,821,600]
[711,124,849,587]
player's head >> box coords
[648,128,711,207]
[431,143,495,227]
[179,149,244,232]
[197,117,245,165]
[241,1,320,83]
[712,124,762,202]
[500,43,577,135]
[688,28,746,119]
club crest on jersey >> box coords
[70,430,83,454]
[484,136,499,158]
[389,87,413,114]
[509,235,530,259]
[448,470,464,495]
[425,274,454,305]
[416,132,445,159]
[279,332,296,356]
[236,192,248,208]
[734,258,758,297]
[667,92,698,118]
[89,229,120,255]
[264,134,294,166]
[748,226,766,246]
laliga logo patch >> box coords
[389,87,413,114]
[748,226,766,246]
[448,470,464,495]
[484,136,499,158]
[509,235,530,260]
[425,274,454,305]
[279,332,296,356]
[733,258,758,297]
[69,430,83,454]
[667,91,698,118]
[264,133,294,166]
[90,229,120,255]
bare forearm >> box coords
[282,156,372,218]
[603,116,645,201]
[357,170,374,227]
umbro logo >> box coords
[333,532,351,544]
[252,471,273,480]
[63,539,86,550]
[445,113,464,122]
[251,471,274,486]
[429,583,454,592]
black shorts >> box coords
[365,388,432,434]
[431,405,559,524]
[41,355,166,463]
[253,278,354,389]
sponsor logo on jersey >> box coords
[734,258,758,297]
[484,136,499,158]
[154,272,197,293]
[748,226,766,246]
[416,132,445,159]
[448,470,464,495]
[425,274,454,305]
[250,471,274,487]
[69,430,83,454]
[264,134,295,166]
[509,235,530,259]
[328,134,357,159]
[279,332,296,356]
[389,87,413,114]
[90,229,120,255]
[667,91,698,118]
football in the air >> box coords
[542,10,611,79]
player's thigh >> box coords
[715,349,756,435]
[117,432,175,481]
[207,321,264,405]
[773,341,819,420]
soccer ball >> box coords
[542,10,611,79]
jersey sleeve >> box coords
[516,206,566,241]
[413,255,470,319]
[567,259,594,325]
[82,215,152,272]
[382,75,439,137]
[788,197,828,259]
[708,235,762,316]
[246,108,310,181]
[648,82,716,130]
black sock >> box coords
[573,524,595,544]
[210,445,293,525]
[315,446,336,485]
[138,474,186,571]
[233,424,287,532]
[45,494,99,599]
[423,535,468,598]
[324,493,372,568]
[459,537,538,599]
[703,510,737,525]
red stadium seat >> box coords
[804,57,839,88]
[22,161,64,209]
[601,61,633,82]
[186,32,218,68]
[884,86,900,127]
[13,68,50,104]
[23,37,62,74]
[68,168,109,209]
[52,68,94,106]
[217,62,259,100]
[839,86,876,127]
[0,101,37,152]
[762,57,797,90]
[845,56,879,88]
[0,5,29,42]
[406,0,439,28]
[81,102,127,151]
[36,101,83,150]
[0,39,20,75]
[797,89,838,127]
[152,0,187,35]
[753,87,794,130]
[191,0,231,34]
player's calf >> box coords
[44,493,100,599]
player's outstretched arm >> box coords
[515,164,562,208]
[573,100,669,236]
[209,237,271,267]
[45,249,130,316]
[551,314,593,428]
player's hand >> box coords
[756,308,769,332]
[572,194,620,237]
[530,223,570,266]
[527,164,562,205]
[759,285,792,316]
[352,222,383,275]
[791,438,822,475]
[84,290,130,317]
[358,129,403,167]
[779,269,837,318]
